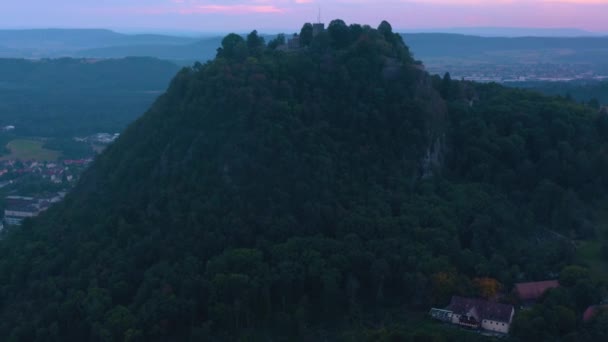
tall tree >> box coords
[218,33,247,60]
[378,20,394,42]
[299,23,314,47]
[246,30,265,52]
[328,19,350,48]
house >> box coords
[430,296,515,334]
[583,305,608,322]
[447,296,515,334]
[514,280,559,303]
[3,196,44,226]
[3,195,54,226]
[43,168,65,183]
[64,159,88,166]
[312,23,325,36]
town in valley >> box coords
[0,131,119,230]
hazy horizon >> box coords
[2,0,607,33]
[0,26,605,39]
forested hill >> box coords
[0,57,180,136]
[1,20,608,341]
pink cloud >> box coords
[182,5,284,14]
[95,2,287,16]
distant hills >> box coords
[402,33,608,81]
[0,29,225,63]
[74,38,222,63]
[0,57,180,136]
[400,27,606,37]
[1,28,607,67]
[0,29,196,49]
[402,34,608,62]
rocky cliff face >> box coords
[412,69,449,179]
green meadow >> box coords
[0,139,61,161]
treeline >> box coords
[0,20,606,341]
[509,80,608,107]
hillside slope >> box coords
[0,57,180,136]
[0,21,607,341]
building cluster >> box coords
[0,153,95,231]
[74,132,119,145]
[3,193,65,227]
[0,159,92,184]
[429,280,560,335]
[426,62,608,83]
[282,22,325,51]
[430,296,514,334]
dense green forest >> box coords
[1,20,608,341]
[0,57,179,137]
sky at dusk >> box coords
[1,0,607,32]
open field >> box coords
[0,139,61,161]
[576,201,608,283]
[576,240,608,282]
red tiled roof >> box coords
[583,305,608,322]
[515,280,559,301]
[446,296,514,323]
[64,160,86,165]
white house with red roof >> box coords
[430,296,515,334]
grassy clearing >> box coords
[576,201,608,282]
[0,139,61,161]
[576,240,608,282]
